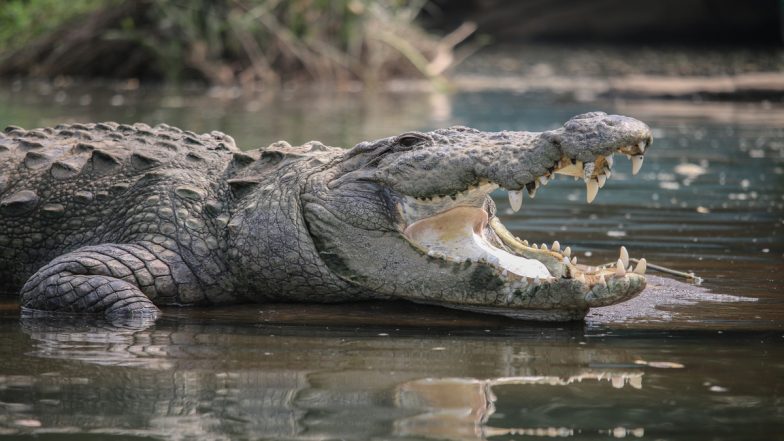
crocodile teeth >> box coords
[634,258,647,275]
[522,239,529,246]
[598,274,607,286]
[571,256,577,265]
[562,256,570,265]
[586,179,599,203]
[428,250,446,259]
[631,155,644,175]
[540,243,548,251]
[508,190,523,212]
[638,140,646,153]
[551,241,560,252]
[620,246,629,268]
[538,175,549,186]
[615,259,626,277]
[575,273,586,283]
[597,174,607,188]
[583,162,596,183]
[606,155,614,168]
[563,246,571,257]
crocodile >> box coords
[0,112,652,321]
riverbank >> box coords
[2,0,782,100]
[10,45,784,101]
[418,44,784,100]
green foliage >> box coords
[126,0,437,84]
[0,0,110,51]
[0,0,453,85]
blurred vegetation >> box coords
[0,0,111,50]
[0,0,475,87]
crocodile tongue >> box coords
[403,206,551,279]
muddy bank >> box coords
[443,44,784,100]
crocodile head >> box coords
[303,112,653,320]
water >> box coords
[0,82,782,439]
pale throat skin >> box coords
[0,112,652,322]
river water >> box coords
[0,83,782,439]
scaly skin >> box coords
[0,112,653,321]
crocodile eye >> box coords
[395,132,430,148]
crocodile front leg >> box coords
[20,243,192,319]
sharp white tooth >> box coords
[634,258,647,275]
[529,187,537,198]
[563,256,570,265]
[628,265,633,272]
[522,239,529,246]
[571,256,577,265]
[538,175,548,186]
[620,246,629,268]
[508,189,523,212]
[563,246,571,257]
[598,274,606,286]
[552,241,560,252]
[540,243,548,250]
[606,155,614,167]
[631,155,644,175]
[533,277,541,286]
[501,269,508,277]
[597,174,607,188]
[625,154,631,160]
[532,243,538,249]
[586,179,599,203]
[615,259,626,277]
[605,170,612,179]
[576,273,586,283]
[638,140,646,153]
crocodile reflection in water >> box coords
[396,373,644,440]
[5,317,645,440]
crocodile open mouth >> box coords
[399,143,649,296]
